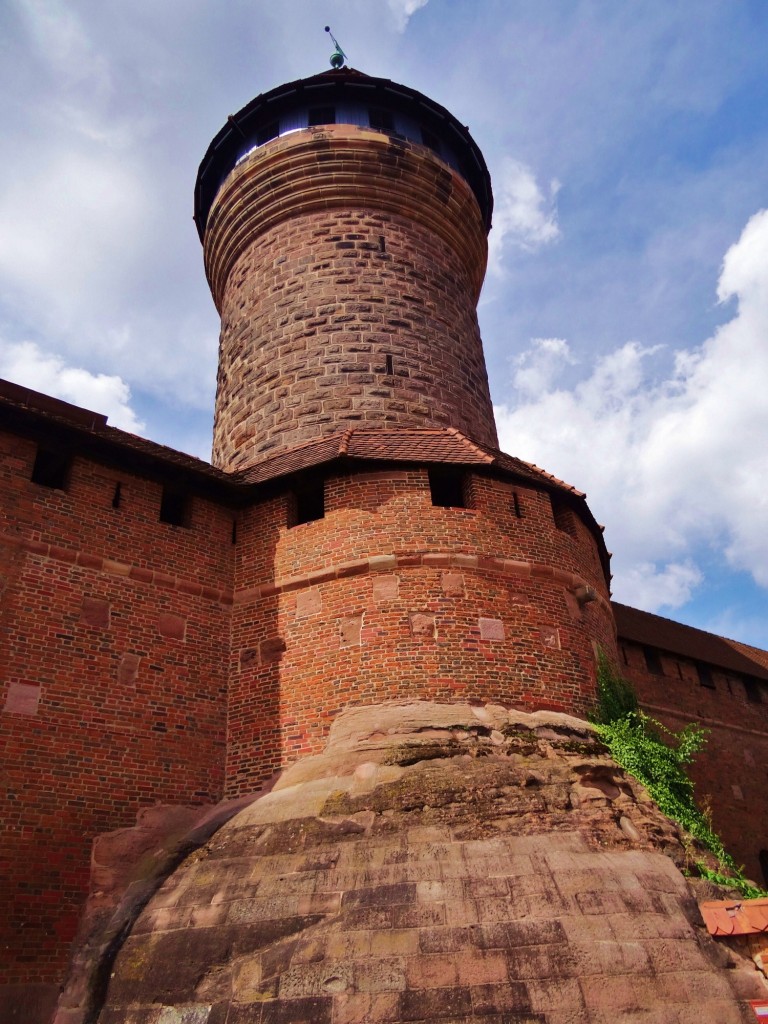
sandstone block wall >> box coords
[0,434,233,1008]
[207,127,497,469]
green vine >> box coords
[592,652,766,900]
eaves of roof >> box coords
[613,601,768,683]
[0,379,609,579]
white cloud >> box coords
[387,0,429,32]
[488,159,561,274]
[512,338,575,398]
[620,561,703,613]
[0,150,147,331]
[494,209,768,612]
[0,341,144,434]
[14,0,111,93]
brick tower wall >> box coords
[205,126,498,470]
[0,433,232,1009]
[227,467,615,793]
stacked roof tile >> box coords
[700,898,768,936]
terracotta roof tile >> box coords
[240,427,589,490]
[700,898,768,936]
[613,602,768,683]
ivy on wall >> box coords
[593,652,767,900]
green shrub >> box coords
[593,651,766,899]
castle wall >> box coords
[0,433,232,1007]
[226,468,615,793]
[208,127,497,469]
[619,638,768,884]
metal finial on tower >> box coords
[325,26,348,69]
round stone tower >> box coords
[192,66,618,794]
[196,68,498,470]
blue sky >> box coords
[1,0,768,646]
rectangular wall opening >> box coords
[159,487,190,527]
[696,662,716,689]
[429,469,466,509]
[642,646,664,676]
[291,482,325,526]
[31,447,72,490]
[744,676,763,703]
[550,494,578,537]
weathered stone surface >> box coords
[95,704,766,1023]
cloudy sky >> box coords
[2,0,768,646]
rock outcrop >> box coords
[94,703,766,1023]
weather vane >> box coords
[325,26,348,69]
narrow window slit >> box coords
[111,482,122,509]
[385,354,394,375]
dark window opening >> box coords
[760,850,768,888]
[420,127,441,154]
[231,519,238,545]
[744,676,763,704]
[378,235,386,253]
[369,107,394,132]
[31,448,71,490]
[256,120,279,146]
[620,644,629,666]
[696,662,715,689]
[111,482,122,509]
[292,482,325,526]
[642,646,664,676]
[676,662,684,680]
[429,469,466,509]
[159,487,190,527]
[512,491,523,518]
[551,495,578,537]
[308,106,335,127]
[385,354,394,375]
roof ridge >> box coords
[338,428,354,455]
[514,456,584,498]
[446,427,495,464]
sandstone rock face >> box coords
[96,704,765,1023]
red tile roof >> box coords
[240,427,585,497]
[613,602,768,682]
[700,898,768,936]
